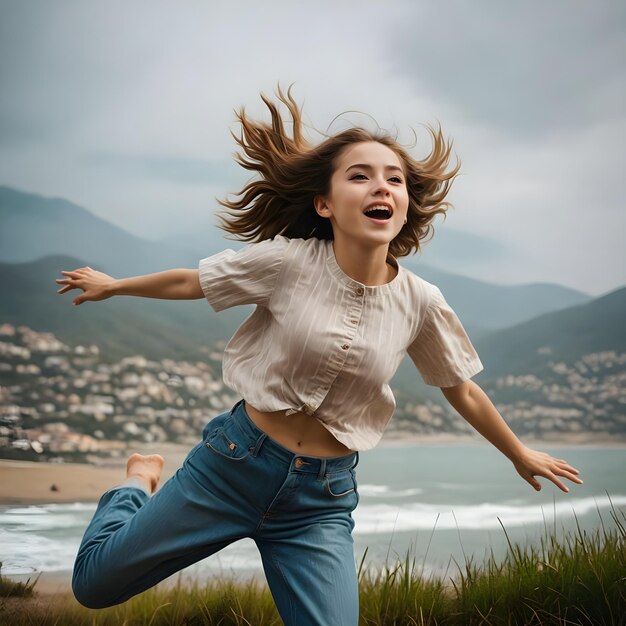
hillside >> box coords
[0,185,198,275]
[0,185,591,334]
[0,255,249,363]
[405,261,591,331]
[475,286,626,376]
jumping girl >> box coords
[56,87,583,625]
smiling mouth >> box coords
[363,205,392,220]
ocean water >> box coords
[1,445,624,583]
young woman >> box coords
[57,87,583,625]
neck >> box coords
[331,237,396,286]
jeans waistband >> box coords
[229,399,359,474]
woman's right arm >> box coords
[56,266,204,305]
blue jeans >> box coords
[72,399,361,625]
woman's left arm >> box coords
[441,380,583,493]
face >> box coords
[315,141,409,249]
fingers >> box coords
[517,450,583,494]
[56,275,81,294]
[58,267,92,279]
[546,472,569,493]
[553,457,579,471]
[56,268,92,299]
[526,471,567,493]
[554,466,584,485]
[529,466,583,494]
[61,265,95,276]
[550,457,583,485]
[56,266,93,284]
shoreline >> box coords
[380,431,626,448]
[0,442,192,505]
[1,434,624,505]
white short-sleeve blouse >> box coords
[199,235,483,451]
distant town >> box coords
[0,322,624,463]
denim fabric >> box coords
[72,399,361,626]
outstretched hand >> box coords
[512,446,583,493]
[56,266,115,306]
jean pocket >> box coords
[205,416,252,461]
[324,468,357,498]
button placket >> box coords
[312,283,364,408]
[347,304,362,327]
[341,285,364,351]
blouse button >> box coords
[341,343,350,350]
[355,287,364,295]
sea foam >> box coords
[353,493,626,533]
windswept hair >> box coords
[217,85,461,257]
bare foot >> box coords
[125,453,165,494]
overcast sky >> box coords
[0,0,624,296]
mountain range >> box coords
[0,184,591,332]
[1,184,623,400]
[475,285,626,376]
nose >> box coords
[371,176,392,196]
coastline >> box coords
[0,442,191,505]
[380,431,626,448]
[1,433,624,505]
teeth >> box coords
[364,205,392,217]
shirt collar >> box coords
[325,239,403,297]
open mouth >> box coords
[363,205,393,221]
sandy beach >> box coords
[0,442,192,504]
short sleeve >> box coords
[407,285,484,387]
[198,235,289,312]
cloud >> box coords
[86,153,240,186]
[388,0,626,138]
[0,0,624,294]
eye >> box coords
[350,173,368,180]
[389,176,404,184]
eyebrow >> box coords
[345,163,404,174]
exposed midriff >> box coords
[244,401,356,458]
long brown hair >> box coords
[217,85,461,257]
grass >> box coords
[445,496,626,626]
[1,500,624,625]
[0,562,38,598]
[0,576,38,599]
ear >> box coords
[314,195,332,218]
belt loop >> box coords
[249,433,267,458]
[317,458,327,480]
[353,451,359,469]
